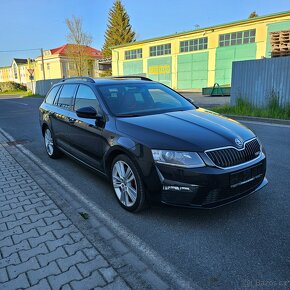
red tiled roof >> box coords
[50,44,102,58]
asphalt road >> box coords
[0,96,289,289]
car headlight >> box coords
[151,150,205,168]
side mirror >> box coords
[76,106,98,119]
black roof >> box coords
[93,78,153,85]
[13,58,28,65]
[60,76,154,86]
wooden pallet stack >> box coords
[271,30,290,57]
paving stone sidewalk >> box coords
[0,138,132,289]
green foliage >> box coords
[23,93,44,98]
[102,0,136,58]
[99,70,112,77]
[0,82,27,93]
[213,92,290,120]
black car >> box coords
[39,76,268,212]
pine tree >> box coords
[102,0,136,58]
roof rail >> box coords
[62,77,95,83]
[110,75,152,81]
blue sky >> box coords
[0,0,290,66]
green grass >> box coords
[212,96,290,120]
[0,89,30,96]
[23,94,44,98]
[0,90,44,98]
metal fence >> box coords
[231,56,290,107]
[27,78,62,95]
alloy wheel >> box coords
[112,160,137,207]
[44,129,54,156]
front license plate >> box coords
[230,164,263,188]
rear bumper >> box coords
[146,154,267,209]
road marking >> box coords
[238,120,290,128]
[0,128,200,290]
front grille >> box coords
[205,138,261,168]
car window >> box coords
[56,84,77,109]
[74,85,100,112]
[148,89,181,107]
[45,86,60,105]
[98,83,194,116]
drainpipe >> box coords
[41,48,46,80]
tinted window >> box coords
[148,89,181,106]
[45,86,60,105]
[98,83,194,116]
[74,85,100,112]
[57,84,77,109]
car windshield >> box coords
[97,82,195,117]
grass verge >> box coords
[23,94,44,98]
[212,96,290,120]
[0,90,30,96]
[0,90,44,98]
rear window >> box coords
[56,84,78,110]
[45,86,60,105]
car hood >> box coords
[116,108,255,151]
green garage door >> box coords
[215,43,257,85]
[177,52,209,90]
[147,57,172,87]
[123,60,143,75]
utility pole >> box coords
[41,48,46,80]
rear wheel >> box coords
[44,127,62,159]
[111,154,147,212]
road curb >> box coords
[225,114,290,125]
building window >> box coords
[47,63,50,70]
[180,37,208,53]
[125,49,142,60]
[219,29,256,47]
[149,44,171,57]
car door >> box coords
[50,83,78,151]
[66,84,107,170]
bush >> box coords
[0,82,27,92]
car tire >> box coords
[43,127,62,159]
[111,154,147,212]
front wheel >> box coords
[44,127,62,159]
[111,154,147,212]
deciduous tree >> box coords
[65,16,93,76]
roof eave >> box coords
[112,10,290,49]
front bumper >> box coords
[150,153,267,209]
